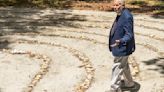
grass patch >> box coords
[0,0,72,8]
[153,1,164,7]
[153,9,164,15]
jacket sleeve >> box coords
[120,17,134,44]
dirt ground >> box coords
[0,7,164,92]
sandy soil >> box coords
[0,7,164,92]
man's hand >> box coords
[110,40,120,47]
[115,39,120,45]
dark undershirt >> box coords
[111,15,120,36]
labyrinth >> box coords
[0,8,164,92]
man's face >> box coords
[113,0,123,14]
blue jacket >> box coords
[109,9,135,56]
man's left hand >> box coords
[110,40,120,47]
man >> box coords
[108,0,136,92]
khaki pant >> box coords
[110,56,134,92]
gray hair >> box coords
[115,0,125,5]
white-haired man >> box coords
[108,0,136,92]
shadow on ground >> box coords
[0,37,10,50]
[0,7,87,49]
[142,57,164,74]
[0,8,87,32]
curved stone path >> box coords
[0,8,164,92]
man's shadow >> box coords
[121,81,141,92]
